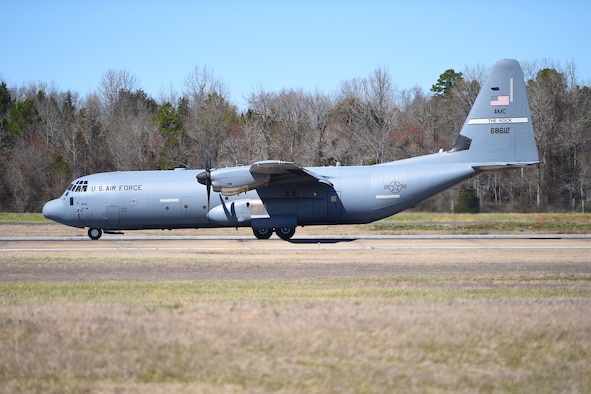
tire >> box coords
[88,228,103,240]
[275,226,296,240]
[252,228,273,239]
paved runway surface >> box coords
[0,233,590,248]
[1,234,590,282]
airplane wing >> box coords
[205,160,333,196]
[250,160,333,185]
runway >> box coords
[1,234,590,282]
[0,233,590,254]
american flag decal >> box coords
[490,95,509,106]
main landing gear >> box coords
[252,227,296,240]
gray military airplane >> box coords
[43,59,539,240]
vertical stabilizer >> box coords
[450,59,539,167]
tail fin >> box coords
[450,59,539,168]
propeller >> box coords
[196,151,212,210]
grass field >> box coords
[373,212,591,234]
[2,282,590,393]
[1,214,590,392]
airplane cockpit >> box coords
[64,180,88,196]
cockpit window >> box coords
[67,180,88,194]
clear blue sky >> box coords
[2,1,590,110]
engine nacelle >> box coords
[207,198,268,224]
[210,166,270,196]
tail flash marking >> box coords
[468,117,528,125]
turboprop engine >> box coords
[196,155,289,200]
[199,166,270,196]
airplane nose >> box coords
[42,199,62,222]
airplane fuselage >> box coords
[42,153,478,238]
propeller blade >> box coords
[219,194,236,220]
[205,150,211,173]
[197,150,213,210]
[205,151,211,209]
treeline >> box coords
[1,62,590,213]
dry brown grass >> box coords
[1,298,590,393]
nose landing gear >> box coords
[88,228,102,240]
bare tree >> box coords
[183,66,236,167]
[242,88,329,165]
[245,88,282,160]
[100,87,160,171]
[23,82,63,146]
[184,66,228,108]
[396,87,436,156]
[268,89,313,163]
[98,69,138,121]
[308,90,334,166]
[223,113,265,166]
[72,92,110,175]
[106,108,160,170]
[335,67,400,164]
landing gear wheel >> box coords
[252,228,273,240]
[88,228,103,240]
[275,227,296,240]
